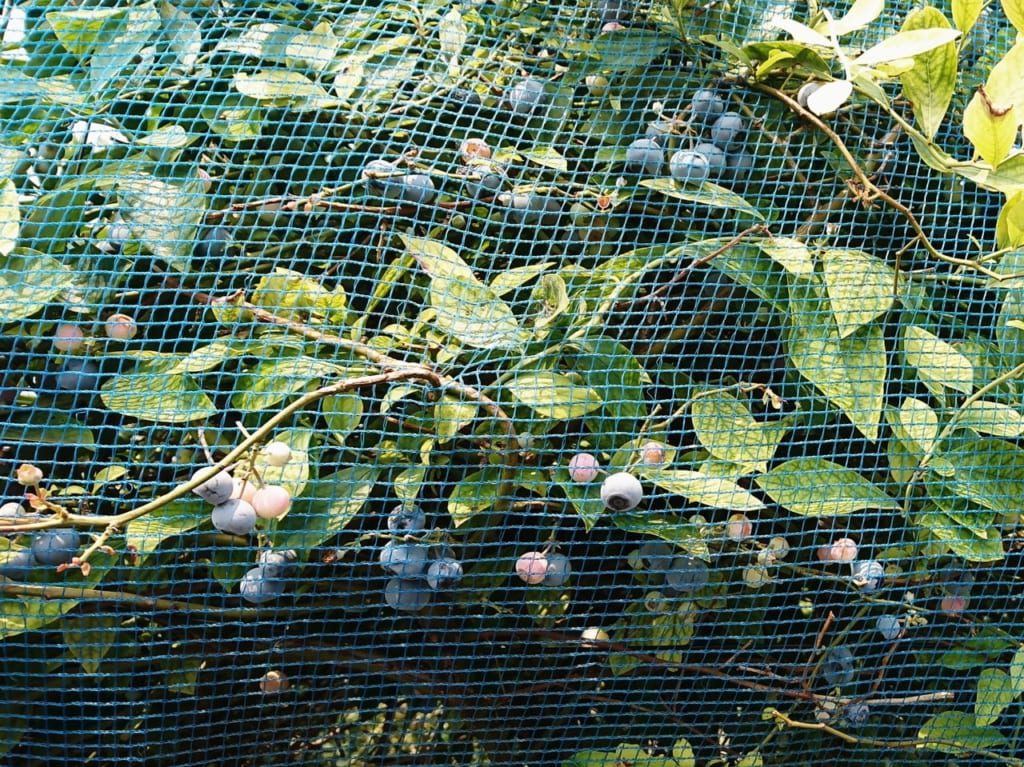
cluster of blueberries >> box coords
[634,541,710,593]
[0,504,82,579]
[627,88,751,185]
[379,505,463,612]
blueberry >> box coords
[398,173,436,205]
[709,112,745,151]
[669,150,710,184]
[876,614,903,640]
[542,552,572,587]
[852,560,885,593]
[845,702,870,726]
[466,164,508,198]
[379,541,429,577]
[823,646,855,686]
[56,358,100,393]
[257,549,300,578]
[191,469,235,505]
[239,566,285,604]
[30,528,81,566]
[665,555,709,593]
[210,498,258,536]
[0,549,35,580]
[361,159,404,199]
[596,0,633,23]
[796,82,823,109]
[637,541,674,572]
[194,225,231,264]
[599,471,643,511]
[507,78,546,116]
[725,151,753,180]
[692,142,728,177]
[567,452,601,483]
[387,504,426,533]
[384,577,432,611]
[946,571,975,597]
[504,193,559,225]
[690,88,725,124]
[625,137,663,175]
[644,121,675,144]
[426,557,463,590]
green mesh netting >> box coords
[0,0,1023,765]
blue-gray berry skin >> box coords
[665,555,709,593]
[387,505,426,533]
[398,174,436,205]
[626,137,663,176]
[56,358,100,393]
[853,560,885,593]
[876,614,902,640]
[692,142,728,177]
[507,78,546,116]
[192,469,234,505]
[194,226,230,264]
[638,541,674,573]
[690,88,725,124]
[239,567,285,604]
[30,528,82,566]
[426,557,463,590]
[379,541,429,577]
[946,571,975,597]
[823,646,855,686]
[845,702,870,726]
[645,121,673,143]
[210,499,258,536]
[0,549,35,580]
[258,549,300,578]
[466,164,508,198]
[600,472,643,511]
[542,552,572,587]
[725,151,753,180]
[384,577,432,611]
[669,150,711,185]
[361,159,404,199]
[709,112,745,151]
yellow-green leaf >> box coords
[902,326,975,394]
[821,248,894,338]
[900,7,957,140]
[813,0,883,36]
[954,0,984,32]
[757,237,814,275]
[0,179,19,256]
[964,90,1017,169]
[958,400,1024,437]
[917,710,1007,754]
[640,468,765,511]
[854,28,961,67]
[976,667,1015,726]
[1003,0,1024,33]
[689,391,784,473]
[898,396,939,451]
[507,371,602,419]
[756,457,900,516]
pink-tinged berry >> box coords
[259,670,289,693]
[15,463,44,487]
[940,595,967,616]
[104,313,138,341]
[828,537,858,563]
[232,477,259,504]
[53,323,85,352]
[252,485,291,520]
[459,138,492,163]
[638,441,666,466]
[568,452,600,483]
[262,441,292,467]
[601,21,625,32]
[726,513,753,542]
[516,551,549,584]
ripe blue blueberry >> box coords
[625,138,663,176]
[387,505,426,534]
[692,142,728,178]
[669,150,710,184]
[507,78,546,116]
[709,112,746,151]
[637,541,674,573]
[239,566,285,604]
[384,576,432,611]
[665,555,709,593]
[823,646,855,686]
[257,549,300,578]
[210,498,258,536]
[852,560,885,593]
[599,471,643,511]
[0,549,35,580]
[725,151,753,180]
[845,702,870,726]
[194,225,231,264]
[398,174,436,205]
[426,557,463,590]
[876,614,903,641]
[30,528,82,566]
[379,541,429,577]
[644,121,673,143]
[192,469,235,505]
[361,159,404,199]
[946,571,975,597]
[542,552,572,587]
[689,88,725,124]
[56,358,100,393]
[466,164,508,198]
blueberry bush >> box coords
[2,0,1024,765]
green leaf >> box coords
[521,146,568,172]
[231,356,337,411]
[902,325,975,394]
[942,436,1024,515]
[447,465,509,527]
[233,70,337,110]
[0,410,94,451]
[286,20,339,72]
[977,41,1024,122]
[897,396,939,452]
[854,28,961,67]
[788,284,886,441]
[813,0,883,36]
[976,667,1015,725]
[0,179,19,257]
[434,394,477,442]
[322,392,364,442]
[954,0,984,32]
[251,268,337,320]
[821,248,894,338]
[393,466,426,506]
[917,508,1005,561]
[276,465,377,550]
[689,391,784,473]
[928,483,996,537]
[62,614,121,674]
[917,710,1007,754]
[118,172,207,270]
[1003,0,1024,33]
[964,91,1017,169]
[640,468,765,511]
[489,262,554,296]
[639,177,764,219]
[757,237,815,275]
[46,6,127,57]
[438,7,467,59]
[507,371,603,419]
[401,235,526,349]
[251,427,312,497]
[101,370,217,423]
[1009,646,1024,697]
[125,498,203,556]
[87,3,161,94]
[958,400,1024,437]
[756,458,900,516]
[554,466,607,531]
[159,1,202,71]
[0,249,75,323]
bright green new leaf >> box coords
[814,0,884,36]
[902,325,975,394]
[976,669,1015,726]
[854,28,961,67]
[101,371,217,423]
[964,91,1017,169]
[756,458,900,516]
[900,7,957,140]
[1003,0,1024,32]
[508,371,602,419]
[954,0,984,31]
[641,468,765,511]
[690,391,784,473]
[821,248,894,337]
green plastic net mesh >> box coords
[1,0,1023,765]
